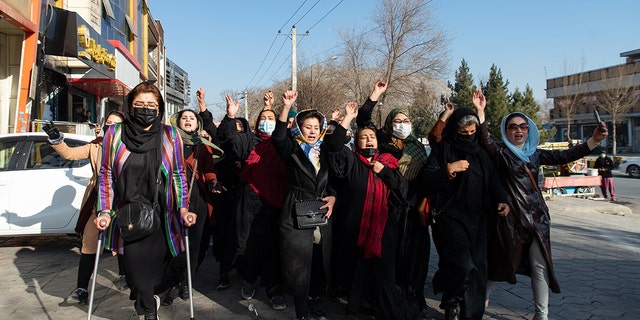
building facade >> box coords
[546,49,640,153]
[0,0,41,133]
[165,58,189,116]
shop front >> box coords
[37,5,131,131]
[0,0,40,133]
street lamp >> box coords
[310,55,338,107]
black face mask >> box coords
[455,132,476,144]
[132,108,158,127]
[357,147,377,158]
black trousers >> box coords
[124,226,169,315]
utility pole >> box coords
[243,91,248,120]
[291,26,297,91]
[280,26,308,91]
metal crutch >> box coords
[87,229,104,320]
[184,227,195,319]
[184,157,198,319]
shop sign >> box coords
[77,25,117,71]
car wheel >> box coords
[627,165,640,178]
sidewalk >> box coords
[0,196,637,320]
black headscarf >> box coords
[122,115,163,154]
[119,101,165,207]
[442,107,481,161]
[437,107,486,212]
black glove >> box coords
[43,120,61,140]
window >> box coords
[0,140,18,171]
[25,139,90,169]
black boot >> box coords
[161,285,179,306]
[444,306,459,320]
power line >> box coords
[245,34,279,89]
[293,0,321,26]
[278,0,309,32]
[253,37,289,89]
[306,0,345,33]
[244,0,313,90]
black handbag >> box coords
[294,199,328,229]
[116,165,162,241]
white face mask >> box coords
[257,120,276,135]
[392,123,412,139]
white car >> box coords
[0,132,95,236]
[618,157,640,178]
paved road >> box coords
[0,196,638,320]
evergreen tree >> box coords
[448,59,476,108]
[482,64,510,139]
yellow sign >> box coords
[77,25,117,71]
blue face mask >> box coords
[257,120,276,135]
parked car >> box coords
[618,157,640,178]
[0,132,94,236]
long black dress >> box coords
[323,122,408,319]
[418,108,508,319]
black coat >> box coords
[271,119,335,298]
[418,111,508,318]
[479,122,592,293]
[323,123,408,319]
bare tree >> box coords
[556,63,587,142]
[373,0,448,102]
[338,28,375,104]
[594,64,639,156]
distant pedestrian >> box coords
[594,151,616,201]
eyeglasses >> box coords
[392,119,411,124]
[507,123,529,131]
[132,101,159,109]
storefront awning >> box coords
[68,78,130,98]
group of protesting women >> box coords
[47,80,607,320]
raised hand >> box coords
[442,102,455,121]
[593,121,609,143]
[330,108,341,121]
[196,88,206,111]
[281,90,298,108]
[472,89,486,114]
[225,95,240,118]
[43,120,61,140]
[370,80,388,101]
[263,90,274,109]
[341,102,358,129]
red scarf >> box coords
[356,152,398,259]
[239,133,288,207]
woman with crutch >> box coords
[94,82,196,320]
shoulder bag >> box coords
[294,199,328,229]
[116,165,162,242]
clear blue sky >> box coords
[150,0,639,117]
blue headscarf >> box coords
[500,112,540,163]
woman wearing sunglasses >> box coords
[473,89,607,320]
